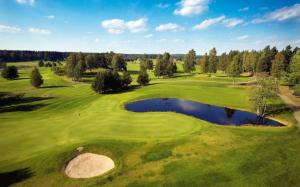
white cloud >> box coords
[222,18,244,27]
[28,28,51,35]
[126,18,147,33]
[236,35,249,40]
[144,34,153,38]
[155,23,184,32]
[101,18,147,34]
[0,25,22,33]
[46,15,55,19]
[94,38,100,43]
[156,3,170,8]
[193,16,225,30]
[174,0,209,16]
[252,4,300,24]
[238,7,249,12]
[16,0,35,6]
[101,19,126,34]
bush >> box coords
[293,84,300,96]
[1,66,19,80]
[92,69,121,93]
[137,72,149,86]
[30,67,43,88]
[38,60,44,67]
[120,71,132,88]
[52,66,65,76]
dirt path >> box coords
[278,86,300,128]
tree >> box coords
[137,71,150,86]
[226,55,242,84]
[38,60,44,67]
[199,53,208,73]
[120,71,132,88]
[218,52,228,72]
[282,45,293,72]
[271,52,285,79]
[208,48,218,74]
[30,67,43,88]
[249,77,278,117]
[73,60,85,81]
[183,49,196,73]
[91,69,121,93]
[288,49,300,85]
[154,56,163,77]
[154,53,176,77]
[111,54,126,71]
[85,54,95,71]
[146,59,154,70]
[1,66,19,80]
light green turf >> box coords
[0,61,299,187]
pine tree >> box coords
[183,49,196,73]
[30,67,43,88]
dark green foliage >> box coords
[137,71,150,86]
[30,67,43,88]
[92,69,124,93]
[111,54,127,71]
[1,66,19,80]
[183,49,196,73]
[139,56,153,72]
[271,52,285,79]
[226,54,242,82]
[218,52,228,71]
[288,49,300,85]
[208,48,218,74]
[38,60,44,67]
[52,66,65,76]
[0,61,7,69]
[120,71,132,88]
[199,53,209,73]
[293,84,300,96]
[154,53,176,77]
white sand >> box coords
[65,153,115,178]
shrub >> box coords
[1,66,19,80]
[92,69,121,93]
[137,71,149,86]
[293,84,300,96]
[38,60,44,67]
[52,66,65,76]
[30,67,43,88]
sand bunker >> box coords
[65,153,115,178]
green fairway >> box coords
[0,61,299,187]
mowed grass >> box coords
[0,61,299,187]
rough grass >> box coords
[0,61,299,187]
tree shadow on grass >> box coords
[127,70,140,75]
[0,92,54,107]
[0,168,34,187]
[41,85,68,89]
[0,103,48,113]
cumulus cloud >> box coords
[0,25,22,33]
[28,27,51,35]
[156,3,170,8]
[222,18,244,27]
[16,0,35,6]
[174,0,209,16]
[126,18,147,33]
[252,4,300,24]
[144,34,153,38]
[46,15,55,19]
[236,35,249,40]
[155,23,184,32]
[101,18,147,34]
[193,16,225,30]
[238,7,249,12]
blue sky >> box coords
[0,0,299,54]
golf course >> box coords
[1,61,300,187]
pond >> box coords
[125,98,283,126]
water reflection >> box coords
[125,98,283,126]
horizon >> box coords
[0,0,300,54]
